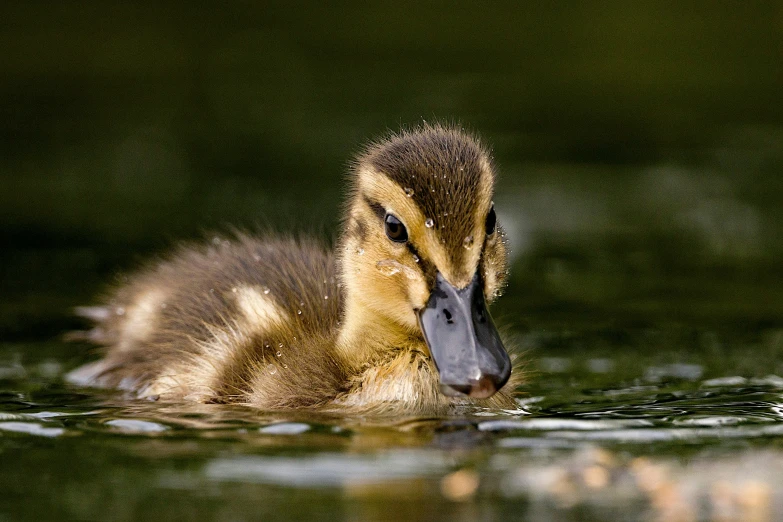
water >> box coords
[2,327,783,521]
[2,4,782,520]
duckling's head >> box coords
[339,124,511,399]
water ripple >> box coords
[478,418,654,432]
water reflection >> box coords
[204,451,448,487]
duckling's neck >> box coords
[336,297,423,371]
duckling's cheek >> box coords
[363,265,419,327]
[406,274,430,311]
[482,262,498,300]
[373,258,429,311]
[480,234,509,303]
[375,259,419,280]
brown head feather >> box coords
[355,124,495,272]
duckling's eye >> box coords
[384,214,408,243]
[485,206,497,235]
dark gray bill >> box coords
[417,272,511,398]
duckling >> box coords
[68,124,521,415]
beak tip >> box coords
[440,375,502,399]
[468,375,501,399]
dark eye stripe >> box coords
[406,242,423,263]
[363,196,385,220]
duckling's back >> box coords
[68,234,348,408]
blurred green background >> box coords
[2,1,782,339]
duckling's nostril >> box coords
[442,309,454,324]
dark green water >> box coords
[3,327,783,521]
[3,2,783,521]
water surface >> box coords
[3,328,783,521]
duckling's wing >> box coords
[66,234,344,404]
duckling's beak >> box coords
[417,272,511,399]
